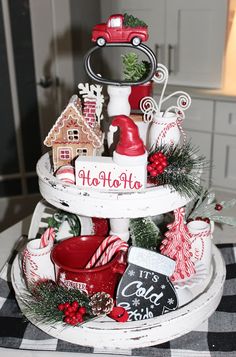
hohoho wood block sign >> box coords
[116,247,178,321]
[75,156,147,191]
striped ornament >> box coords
[55,165,75,184]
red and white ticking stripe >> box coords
[55,165,75,184]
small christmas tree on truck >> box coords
[123,13,147,28]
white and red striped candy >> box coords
[85,235,128,269]
[85,235,120,269]
[55,165,75,184]
[95,239,128,267]
[40,227,55,248]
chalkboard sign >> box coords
[116,247,178,321]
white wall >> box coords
[70,0,101,84]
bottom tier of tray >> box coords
[11,244,225,349]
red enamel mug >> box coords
[51,236,127,298]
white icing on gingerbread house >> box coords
[83,97,97,128]
[44,94,104,171]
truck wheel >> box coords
[97,37,106,47]
[131,37,141,46]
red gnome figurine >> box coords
[111,115,147,166]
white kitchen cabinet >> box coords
[215,102,236,136]
[183,99,214,132]
[212,134,236,191]
[166,0,227,88]
[100,0,227,88]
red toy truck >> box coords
[92,14,149,46]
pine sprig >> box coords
[123,13,147,28]
[47,211,81,237]
[186,188,236,226]
[148,142,208,198]
[21,281,92,325]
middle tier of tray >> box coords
[37,152,194,218]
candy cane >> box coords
[95,240,128,267]
[85,235,120,269]
[40,227,55,248]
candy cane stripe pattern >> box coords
[40,227,56,248]
[55,165,75,184]
[95,240,128,268]
[85,235,121,269]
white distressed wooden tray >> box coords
[11,245,225,349]
[37,152,194,218]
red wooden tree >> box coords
[160,207,195,281]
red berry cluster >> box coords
[147,152,168,177]
[188,216,210,224]
[215,203,223,211]
[58,301,87,326]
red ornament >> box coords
[215,203,223,211]
[92,217,109,236]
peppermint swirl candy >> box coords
[140,96,159,122]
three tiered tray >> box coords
[11,13,226,349]
[11,153,226,348]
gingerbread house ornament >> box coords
[44,85,104,171]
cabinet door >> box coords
[183,99,214,132]
[166,0,227,88]
[212,134,236,191]
[215,102,236,136]
[100,0,165,79]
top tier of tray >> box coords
[37,152,194,219]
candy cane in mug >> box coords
[95,239,129,267]
[40,227,56,248]
[85,235,121,269]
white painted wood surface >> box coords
[37,152,193,218]
[11,245,225,348]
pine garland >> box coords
[130,217,162,250]
[47,210,81,237]
[186,188,236,226]
[148,142,208,198]
[21,281,92,325]
[123,13,147,28]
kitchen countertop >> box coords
[155,84,236,101]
